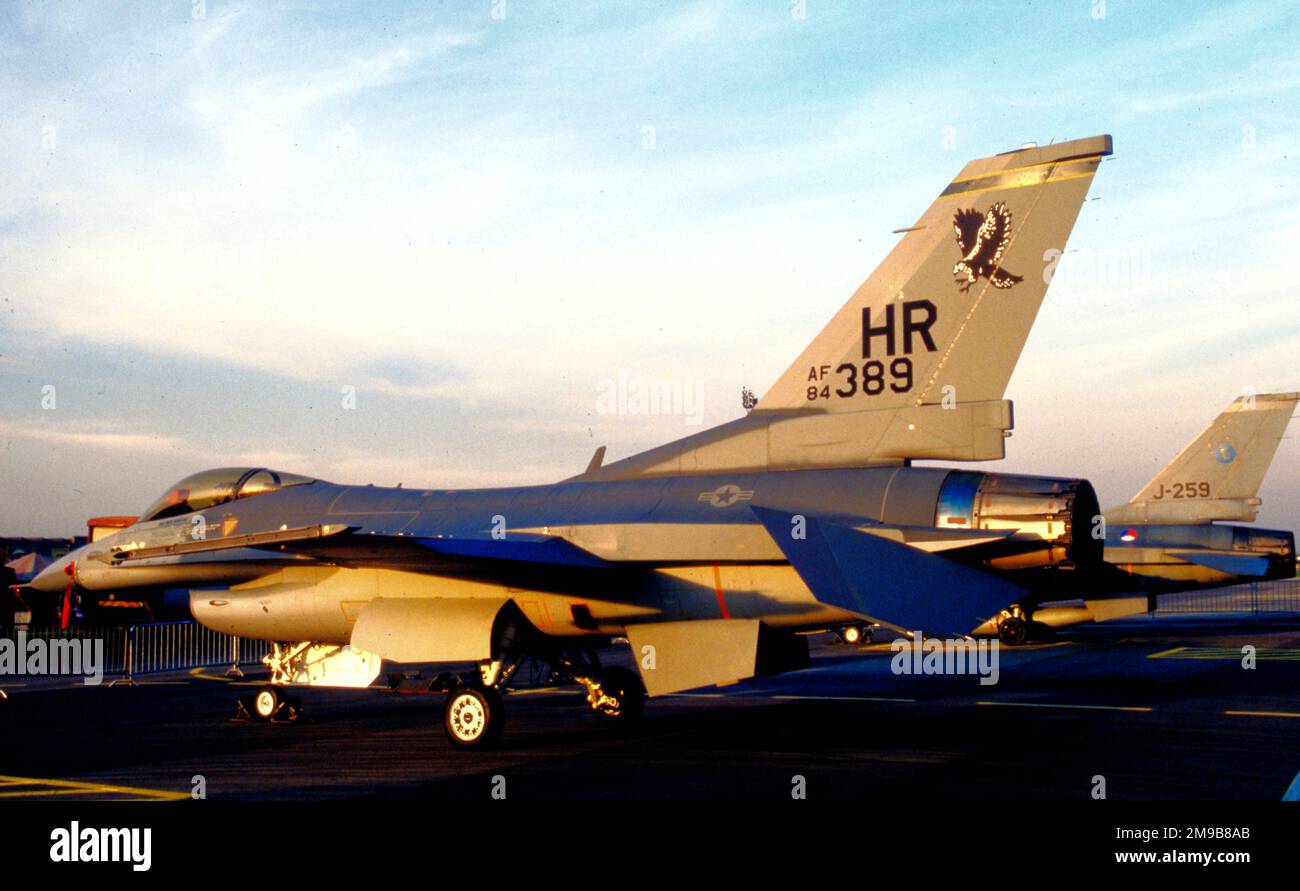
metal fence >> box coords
[1153,578,1300,617]
[4,583,1298,679]
[0,621,270,682]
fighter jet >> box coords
[977,391,1298,643]
[32,136,1113,748]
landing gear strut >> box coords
[234,641,374,722]
[585,666,645,726]
[429,645,646,749]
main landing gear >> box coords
[997,616,1029,647]
[994,606,1050,647]
[429,648,646,749]
[235,637,646,748]
[443,686,506,749]
[587,665,645,725]
[838,624,872,646]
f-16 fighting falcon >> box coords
[30,136,1118,748]
[978,391,1298,644]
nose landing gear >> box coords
[236,684,304,722]
[254,685,283,719]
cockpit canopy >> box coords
[139,468,315,522]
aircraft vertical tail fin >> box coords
[1108,392,1299,524]
[576,136,1114,481]
[757,135,1112,413]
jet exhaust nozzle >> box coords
[935,470,1104,573]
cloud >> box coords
[2,2,1299,534]
[0,421,189,453]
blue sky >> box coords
[1,0,1297,535]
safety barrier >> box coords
[0,621,270,682]
[1153,578,1300,617]
[4,582,1298,681]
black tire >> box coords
[592,666,645,725]
[443,686,505,749]
[998,617,1028,647]
[253,685,283,720]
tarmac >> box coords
[3,627,1300,800]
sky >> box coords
[1,0,1297,536]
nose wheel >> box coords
[236,684,302,722]
[253,685,283,719]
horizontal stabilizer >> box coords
[1168,550,1272,577]
[751,505,1023,634]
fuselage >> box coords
[33,464,1099,641]
[1101,521,1294,588]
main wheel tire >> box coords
[444,686,505,749]
[998,617,1028,647]
[253,685,283,720]
[592,666,645,725]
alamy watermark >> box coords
[1,632,105,685]
[50,822,150,872]
[596,371,705,426]
[890,631,999,685]
[1043,245,1153,291]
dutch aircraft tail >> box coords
[1106,391,1299,525]
[580,135,1113,480]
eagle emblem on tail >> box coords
[952,201,1023,292]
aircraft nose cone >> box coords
[29,551,77,593]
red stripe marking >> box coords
[712,565,730,619]
[60,561,75,630]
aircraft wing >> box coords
[104,513,1027,616]
[102,511,1024,639]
